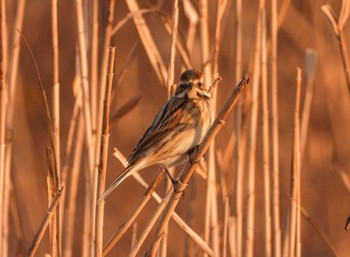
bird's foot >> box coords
[188,146,200,164]
[163,167,186,196]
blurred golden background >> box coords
[1,0,350,256]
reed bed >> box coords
[1,1,350,257]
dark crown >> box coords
[179,69,203,82]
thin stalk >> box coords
[4,5,26,253]
[338,30,350,93]
[95,47,116,257]
[183,0,198,53]
[223,197,229,257]
[146,76,248,257]
[245,5,263,257]
[198,1,215,256]
[51,0,61,255]
[288,67,301,257]
[234,0,243,255]
[271,0,281,256]
[166,0,179,93]
[90,0,99,134]
[199,0,212,85]
[63,113,84,257]
[75,0,94,254]
[261,9,272,257]
[160,1,179,254]
[211,5,230,253]
[92,2,116,255]
[0,0,8,255]
[25,188,64,257]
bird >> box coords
[97,69,212,203]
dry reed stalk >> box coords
[51,0,60,182]
[277,0,292,30]
[288,67,302,257]
[47,154,58,257]
[131,223,138,251]
[212,4,229,240]
[233,1,244,255]
[198,0,216,255]
[261,9,272,257]
[0,0,7,253]
[146,75,248,257]
[183,0,198,53]
[63,114,84,257]
[18,27,63,257]
[166,0,179,94]
[321,2,350,93]
[2,1,25,253]
[228,216,236,257]
[26,188,64,257]
[61,76,82,187]
[9,182,25,256]
[125,0,167,86]
[198,0,212,85]
[223,197,229,257]
[245,5,263,257]
[75,0,93,170]
[299,205,339,257]
[300,49,317,162]
[96,47,116,257]
[51,0,61,255]
[102,170,164,256]
[270,0,281,256]
[90,0,99,133]
[74,0,94,255]
[234,106,248,257]
[160,1,179,254]
[92,3,116,255]
[94,0,116,174]
[112,149,216,256]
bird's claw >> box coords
[188,146,200,164]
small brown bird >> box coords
[98,69,212,202]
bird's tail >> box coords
[97,163,139,203]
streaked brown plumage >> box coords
[98,69,212,202]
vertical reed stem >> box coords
[288,67,301,257]
[271,0,281,255]
[96,47,116,257]
[261,9,272,257]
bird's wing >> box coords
[127,97,193,165]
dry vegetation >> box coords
[1,0,350,257]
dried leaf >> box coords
[303,48,318,80]
[321,4,340,37]
[339,0,350,30]
[125,0,167,86]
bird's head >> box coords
[175,69,211,100]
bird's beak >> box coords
[200,90,211,99]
